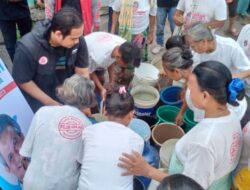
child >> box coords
[19,74,96,190]
[118,61,244,190]
[77,86,144,190]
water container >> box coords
[183,108,197,133]
[156,105,180,123]
[151,123,184,150]
[138,142,160,189]
[132,63,159,87]
[131,85,160,117]
[133,177,145,190]
[128,118,151,142]
[160,86,182,107]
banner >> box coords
[0,59,33,190]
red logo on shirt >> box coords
[58,116,84,140]
[38,56,48,65]
[230,133,241,163]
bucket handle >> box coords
[100,99,104,116]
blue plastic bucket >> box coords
[131,85,160,117]
[133,177,146,190]
[160,86,182,107]
[138,142,160,188]
[128,118,151,142]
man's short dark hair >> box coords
[119,42,141,67]
[50,7,83,38]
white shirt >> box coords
[77,121,144,190]
[237,24,250,61]
[20,105,92,190]
[85,32,126,73]
[175,111,242,189]
[109,0,115,7]
[112,0,157,34]
[192,35,250,97]
[185,88,247,122]
[177,0,227,30]
[236,121,250,172]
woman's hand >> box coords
[175,111,184,126]
[118,151,152,177]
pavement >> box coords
[0,7,249,74]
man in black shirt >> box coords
[0,0,32,61]
[12,7,89,112]
[152,0,179,54]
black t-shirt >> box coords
[62,0,82,16]
[157,0,179,8]
[0,0,30,20]
[12,35,89,112]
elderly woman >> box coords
[185,23,250,106]
[19,74,96,190]
[161,41,247,125]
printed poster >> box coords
[0,58,33,190]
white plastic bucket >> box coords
[131,85,160,117]
[132,63,159,87]
[159,139,179,169]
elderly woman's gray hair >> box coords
[186,22,214,42]
[56,74,96,109]
[162,47,193,71]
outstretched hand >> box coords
[118,151,152,177]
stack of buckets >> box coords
[131,63,160,117]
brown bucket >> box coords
[152,123,184,148]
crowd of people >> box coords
[1,0,250,189]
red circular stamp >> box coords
[58,116,84,140]
[38,56,48,65]
[230,132,241,163]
